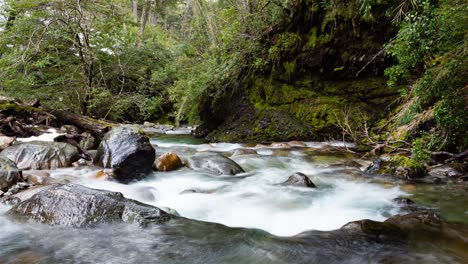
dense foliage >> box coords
[0,0,466,152]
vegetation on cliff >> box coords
[0,0,466,160]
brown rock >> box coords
[270,142,290,148]
[154,152,183,172]
[0,136,15,150]
[23,170,50,185]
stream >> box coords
[0,135,467,263]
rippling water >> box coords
[54,138,404,236]
[0,136,467,263]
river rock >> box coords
[384,211,442,230]
[154,152,183,171]
[281,172,316,188]
[79,132,97,151]
[7,183,172,227]
[59,125,81,134]
[232,149,257,156]
[93,127,155,183]
[0,157,22,192]
[270,142,290,148]
[0,141,80,170]
[428,165,462,178]
[288,141,307,147]
[0,135,15,150]
[186,153,245,175]
[22,170,50,185]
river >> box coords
[0,135,467,263]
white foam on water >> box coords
[17,128,62,142]
[71,148,404,237]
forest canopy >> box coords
[0,0,466,153]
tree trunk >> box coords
[132,0,139,23]
[49,109,115,139]
[137,1,151,46]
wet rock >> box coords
[160,207,180,216]
[79,132,97,151]
[270,142,290,148]
[384,211,442,230]
[0,135,15,150]
[340,219,406,241]
[7,183,173,227]
[154,152,183,172]
[428,165,462,178]
[72,158,89,167]
[0,157,22,191]
[59,125,81,134]
[281,172,316,188]
[392,197,430,213]
[365,158,383,174]
[232,149,257,156]
[23,170,50,185]
[3,182,31,197]
[0,141,80,170]
[9,185,55,202]
[86,149,98,160]
[186,153,245,175]
[288,141,307,147]
[94,127,155,183]
[393,197,415,205]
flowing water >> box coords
[0,135,467,263]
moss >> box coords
[0,100,40,116]
[390,155,426,178]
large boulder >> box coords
[0,141,79,170]
[153,152,183,171]
[7,184,172,227]
[93,127,155,183]
[186,153,245,175]
[0,157,22,191]
[280,172,316,188]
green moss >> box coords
[390,155,426,178]
[303,27,318,50]
[0,100,40,115]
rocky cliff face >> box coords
[196,0,400,142]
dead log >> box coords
[48,109,115,139]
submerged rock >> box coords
[281,172,316,188]
[7,184,172,227]
[22,170,50,185]
[154,152,183,171]
[94,127,155,183]
[0,141,80,170]
[0,157,22,192]
[231,149,258,156]
[186,153,245,175]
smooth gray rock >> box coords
[0,141,79,170]
[186,153,245,175]
[7,183,172,227]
